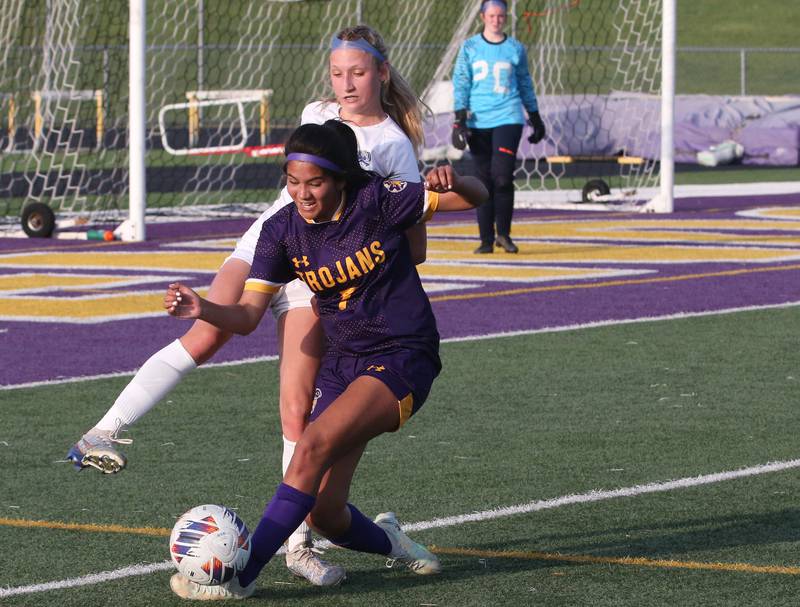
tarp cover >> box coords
[423,91,800,166]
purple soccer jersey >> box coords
[247,176,441,362]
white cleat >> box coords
[169,572,255,601]
[286,542,346,586]
[374,512,441,575]
[66,428,131,474]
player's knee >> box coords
[491,172,514,192]
[280,388,312,419]
[180,326,230,365]
[279,388,313,433]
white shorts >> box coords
[270,278,314,320]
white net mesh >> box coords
[0,0,666,234]
[518,0,663,205]
[422,0,665,208]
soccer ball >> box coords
[169,504,251,585]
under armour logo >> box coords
[311,387,322,414]
[292,256,310,268]
[366,365,385,372]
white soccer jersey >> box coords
[229,101,419,267]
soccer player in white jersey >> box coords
[451,0,546,254]
[66,25,427,587]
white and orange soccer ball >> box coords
[169,504,251,585]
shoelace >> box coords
[292,546,332,572]
[91,433,133,448]
[89,419,133,447]
[111,418,133,445]
[80,420,132,456]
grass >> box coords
[674,166,800,185]
[677,0,798,47]
[2,308,800,605]
[1,0,797,221]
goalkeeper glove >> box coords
[527,110,546,144]
[451,109,470,150]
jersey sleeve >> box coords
[378,180,440,231]
[371,137,421,183]
[452,40,472,112]
[300,100,337,126]
[515,42,539,114]
[244,215,294,294]
[233,99,335,266]
[227,187,294,266]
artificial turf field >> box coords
[3,1,800,601]
[2,300,800,605]
[4,187,800,604]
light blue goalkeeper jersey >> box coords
[452,34,539,129]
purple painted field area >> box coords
[2,193,800,387]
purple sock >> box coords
[330,504,391,555]
[237,483,315,587]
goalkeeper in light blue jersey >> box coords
[452,0,546,254]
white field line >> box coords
[0,561,175,598]
[3,300,800,391]
[0,354,279,391]
[3,457,799,598]
[399,458,800,533]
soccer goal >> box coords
[421,0,675,213]
[0,0,673,240]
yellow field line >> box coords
[431,546,800,576]
[0,516,170,537]
[429,262,800,303]
[2,516,796,576]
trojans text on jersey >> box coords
[294,240,386,292]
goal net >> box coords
[0,0,671,238]
[422,0,671,210]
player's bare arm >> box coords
[426,165,488,211]
[166,282,272,335]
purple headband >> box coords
[330,35,386,62]
[286,152,344,174]
[481,0,507,12]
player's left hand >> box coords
[528,111,546,144]
[425,165,456,193]
[165,282,202,319]
[451,109,470,150]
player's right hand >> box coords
[426,164,456,192]
[165,282,202,319]
[451,109,470,150]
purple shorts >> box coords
[309,348,441,429]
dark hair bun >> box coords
[283,120,369,188]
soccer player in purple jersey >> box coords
[68,25,428,586]
[163,120,487,600]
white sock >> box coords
[94,340,197,433]
[283,436,312,552]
